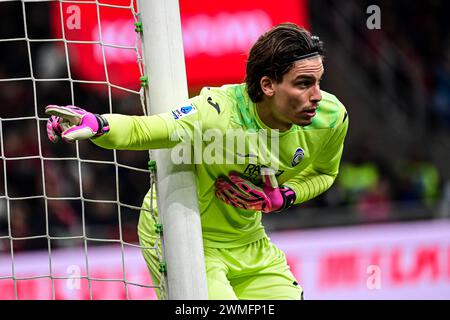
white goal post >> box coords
[137,0,208,299]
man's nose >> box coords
[310,84,322,103]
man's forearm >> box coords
[283,166,337,204]
[92,113,178,150]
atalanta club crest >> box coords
[291,147,304,167]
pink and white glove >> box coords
[215,170,296,213]
[45,105,109,143]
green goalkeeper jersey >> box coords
[93,83,348,248]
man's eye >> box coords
[296,81,310,87]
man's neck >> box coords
[255,100,292,132]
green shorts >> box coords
[138,191,302,300]
[204,237,302,300]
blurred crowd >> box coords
[1,0,450,252]
[0,1,147,253]
[297,0,450,226]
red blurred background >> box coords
[51,0,310,95]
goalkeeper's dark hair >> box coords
[245,23,325,103]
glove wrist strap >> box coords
[94,114,110,136]
[279,186,296,211]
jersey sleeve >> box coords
[91,87,231,150]
[163,87,232,141]
[91,113,178,150]
[283,105,349,204]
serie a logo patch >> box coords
[291,147,305,167]
[172,104,197,119]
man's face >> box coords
[267,56,324,128]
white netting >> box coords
[0,0,164,299]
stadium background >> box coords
[0,0,449,299]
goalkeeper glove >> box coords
[45,105,109,143]
[215,169,296,213]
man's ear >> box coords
[260,76,275,97]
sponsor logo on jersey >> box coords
[243,164,284,184]
[172,104,197,119]
[291,147,304,167]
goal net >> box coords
[0,0,170,300]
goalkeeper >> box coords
[45,23,348,300]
